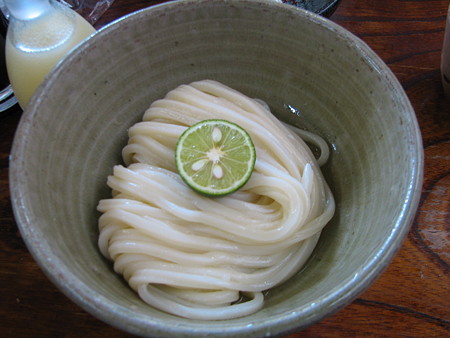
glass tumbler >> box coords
[60,0,115,24]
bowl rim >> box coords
[9,0,424,336]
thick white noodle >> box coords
[97,80,335,320]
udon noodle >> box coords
[97,80,335,320]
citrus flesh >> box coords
[175,119,256,196]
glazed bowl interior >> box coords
[10,0,423,336]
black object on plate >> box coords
[281,0,341,17]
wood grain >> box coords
[0,0,448,336]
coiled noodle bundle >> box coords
[97,80,335,320]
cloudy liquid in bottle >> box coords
[5,0,95,109]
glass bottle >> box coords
[4,0,96,109]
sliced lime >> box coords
[175,119,256,197]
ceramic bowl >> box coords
[10,0,423,336]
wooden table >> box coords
[1,0,449,336]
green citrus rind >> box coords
[175,119,256,197]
